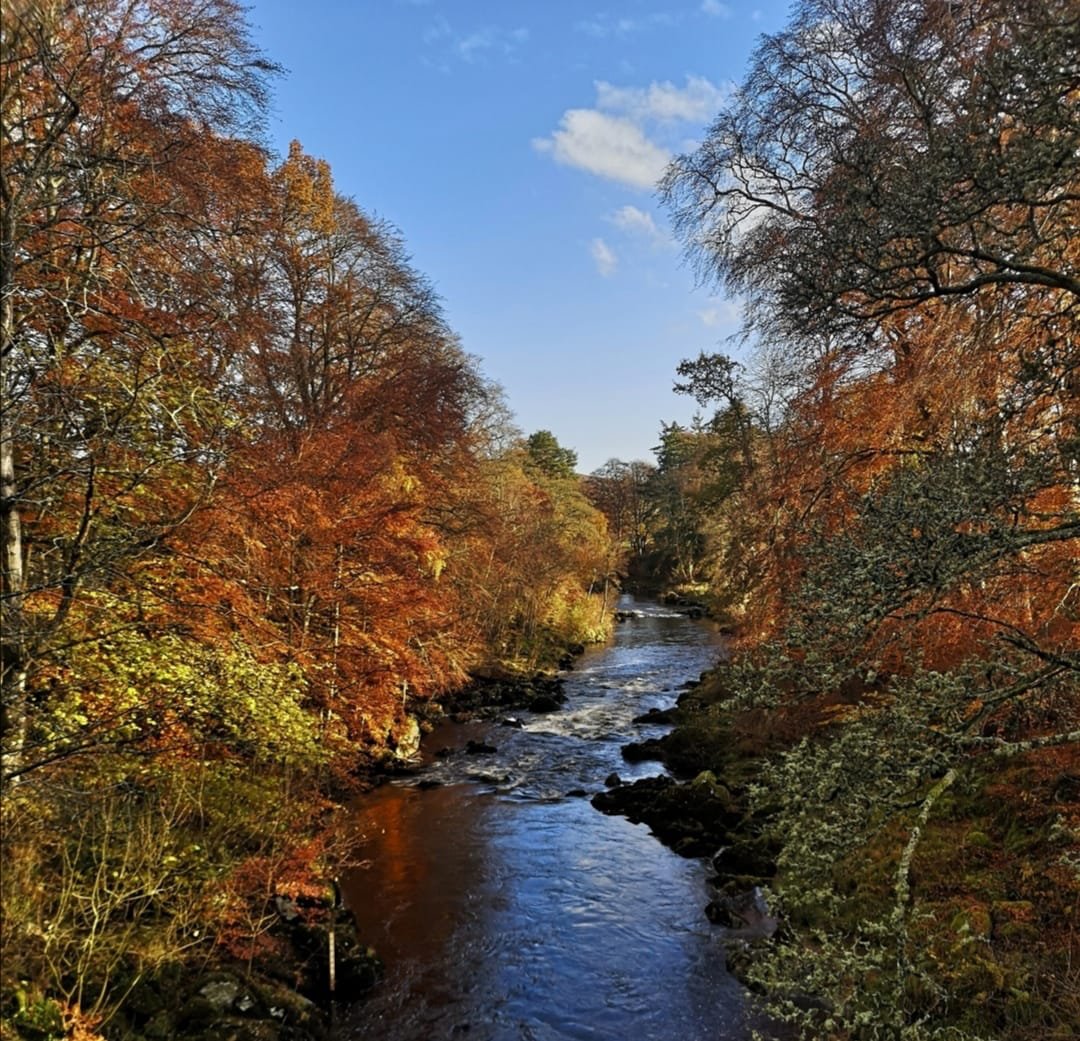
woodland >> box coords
[1,1,613,1034]
[2,1,1078,1040]
[592,1,1080,1037]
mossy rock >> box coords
[143,1011,179,1040]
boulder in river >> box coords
[528,693,564,713]
[631,706,677,725]
[591,775,741,857]
[620,737,668,762]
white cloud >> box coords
[532,110,670,189]
[701,0,733,17]
[575,12,678,38]
[610,205,672,247]
[611,204,658,236]
[457,25,528,61]
[591,237,618,277]
[533,76,726,189]
[596,75,726,123]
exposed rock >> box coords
[631,706,677,725]
[465,739,497,755]
[705,887,778,940]
[274,895,300,922]
[711,836,777,879]
[443,672,567,720]
[528,694,564,713]
[604,772,622,787]
[592,775,739,857]
[392,715,422,760]
[620,737,667,762]
[198,976,242,1014]
[467,771,510,785]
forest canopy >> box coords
[650,1,1080,1037]
[1,2,613,1033]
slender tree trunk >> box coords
[1,286,28,781]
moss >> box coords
[950,904,992,941]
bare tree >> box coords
[662,0,1080,343]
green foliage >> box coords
[524,430,579,480]
[22,608,326,775]
[721,650,1079,1040]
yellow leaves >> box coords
[277,140,336,237]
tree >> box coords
[662,0,1080,341]
[524,430,578,480]
[661,2,1080,1033]
[1,0,278,779]
[585,458,657,560]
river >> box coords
[335,596,752,1041]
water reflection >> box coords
[336,599,749,1041]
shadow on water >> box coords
[336,597,754,1041]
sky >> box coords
[245,0,793,473]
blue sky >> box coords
[246,0,792,473]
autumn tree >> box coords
[663,1,1079,1035]
[585,458,657,561]
[0,0,279,779]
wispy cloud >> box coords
[609,205,672,247]
[424,17,529,64]
[575,11,678,38]
[701,0,733,18]
[591,237,618,277]
[696,298,741,327]
[533,75,726,189]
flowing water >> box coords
[335,596,752,1041]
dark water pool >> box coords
[336,597,752,1041]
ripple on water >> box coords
[336,597,749,1041]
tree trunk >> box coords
[1,287,27,781]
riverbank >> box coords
[591,661,1080,1040]
[60,659,590,1041]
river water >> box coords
[335,597,752,1041]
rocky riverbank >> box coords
[90,900,380,1041]
[80,664,581,1041]
[589,666,783,978]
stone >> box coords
[620,738,667,762]
[631,707,677,725]
[528,694,563,713]
[199,977,241,1013]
